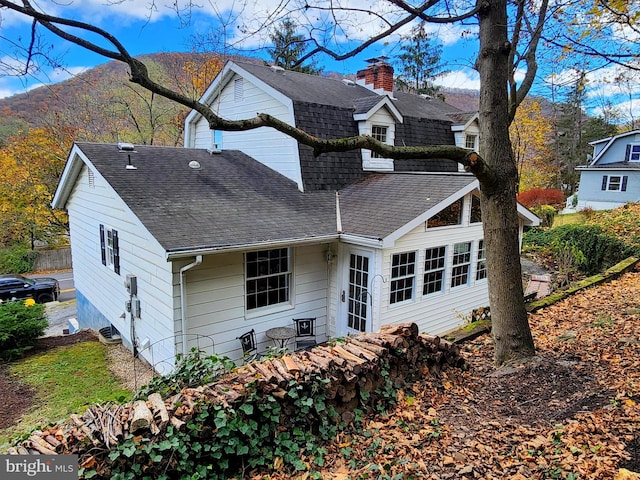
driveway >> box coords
[28,270,77,337]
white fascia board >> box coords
[450,112,479,132]
[577,165,640,171]
[381,178,480,248]
[165,234,340,260]
[338,234,384,249]
[517,203,540,226]
[52,143,87,209]
[353,97,403,123]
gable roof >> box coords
[197,61,461,191]
[54,143,338,256]
[589,129,640,165]
[338,173,478,244]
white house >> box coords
[53,59,538,370]
[571,130,640,211]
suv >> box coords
[0,274,60,304]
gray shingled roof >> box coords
[75,143,337,253]
[339,173,477,238]
[233,62,461,191]
[71,144,476,253]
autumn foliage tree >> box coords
[510,99,557,191]
[0,125,72,247]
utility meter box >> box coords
[125,274,137,295]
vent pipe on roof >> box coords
[270,65,285,73]
[125,154,137,170]
[118,142,136,152]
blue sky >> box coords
[0,0,638,123]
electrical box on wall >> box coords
[131,298,141,318]
[125,274,137,295]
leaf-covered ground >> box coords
[256,271,640,479]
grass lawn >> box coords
[0,341,133,449]
[552,212,583,227]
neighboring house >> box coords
[53,59,538,369]
[571,130,640,211]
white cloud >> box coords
[434,69,480,90]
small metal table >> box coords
[266,326,296,348]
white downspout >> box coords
[179,255,202,355]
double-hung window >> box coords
[245,248,291,310]
[451,242,471,288]
[601,175,628,192]
[99,224,120,275]
[476,240,487,281]
[390,252,416,304]
[423,246,446,295]
[465,134,477,150]
[371,125,388,159]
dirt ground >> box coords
[1,268,638,477]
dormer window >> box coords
[625,144,640,162]
[465,134,477,150]
[371,125,388,158]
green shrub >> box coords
[0,245,38,274]
[531,204,556,228]
[0,301,47,360]
[523,224,637,275]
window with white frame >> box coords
[390,252,416,304]
[371,125,388,158]
[450,242,471,288]
[476,240,487,281]
[423,246,446,295]
[601,175,628,192]
[427,198,464,228]
[626,144,640,162]
[245,248,291,310]
[470,193,482,223]
[465,134,477,150]
[99,224,120,275]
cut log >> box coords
[331,345,368,366]
[148,393,170,423]
[271,358,294,383]
[380,322,419,338]
[282,355,301,373]
[170,416,185,431]
[341,342,378,362]
[349,338,388,356]
[29,435,56,455]
[130,400,154,433]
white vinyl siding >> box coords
[65,164,175,369]
[187,71,303,189]
[174,244,328,361]
[378,193,488,335]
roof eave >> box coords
[51,143,86,209]
[165,234,340,260]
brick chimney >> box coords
[356,57,394,94]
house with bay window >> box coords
[572,130,640,211]
[53,59,537,369]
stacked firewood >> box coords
[7,323,465,461]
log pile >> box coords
[7,323,465,465]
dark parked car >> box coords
[0,274,60,304]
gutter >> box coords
[179,255,202,355]
[166,235,339,260]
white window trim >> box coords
[628,143,640,162]
[475,239,487,282]
[422,246,447,297]
[360,121,395,171]
[244,247,294,316]
[450,242,472,289]
[389,251,417,305]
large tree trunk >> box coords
[477,0,536,364]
